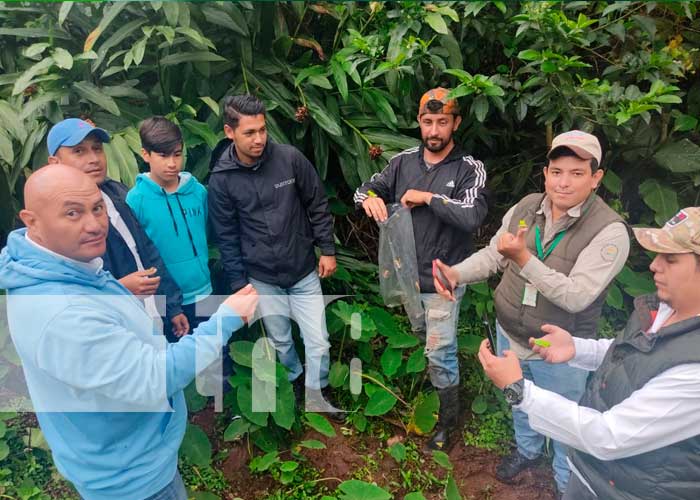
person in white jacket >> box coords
[478,207,700,500]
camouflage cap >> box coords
[633,207,700,255]
[418,87,460,116]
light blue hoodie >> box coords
[0,229,242,500]
[126,172,211,305]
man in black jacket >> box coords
[208,95,340,418]
[47,118,188,338]
[354,88,489,450]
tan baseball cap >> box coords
[418,87,460,116]
[547,130,602,164]
[633,207,700,255]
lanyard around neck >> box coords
[535,225,566,260]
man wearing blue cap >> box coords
[47,118,188,336]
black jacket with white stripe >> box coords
[354,144,489,293]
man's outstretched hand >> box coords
[529,324,576,364]
[224,284,259,323]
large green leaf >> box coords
[380,347,402,377]
[425,12,449,35]
[179,423,211,466]
[362,129,420,152]
[386,332,419,349]
[307,98,342,137]
[0,27,70,39]
[638,179,679,226]
[159,51,226,66]
[364,387,397,416]
[12,57,54,96]
[405,348,426,374]
[237,384,269,426]
[305,412,336,437]
[73,81,121,116]
[84,2,130,52]
[182,119,219,149]
[271,377,296,430]
[410,390,438,434]
[311,125,328,180]
[654,139,700,173]
[0,130,13,165]
[338,480,392,500]
[230,341,255,368]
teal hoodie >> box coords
[127,172,211,304]
[0,229,242,499]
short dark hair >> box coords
[139,116,183,155]
[547,146,600,172]
[223,94,266,130]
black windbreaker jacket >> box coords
[354,145,489,293]
[208,139,335,291]
[100,179,183,319]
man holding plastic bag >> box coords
[354,88,489,450]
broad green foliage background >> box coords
[1,1,700,496]
[1,1,699,302]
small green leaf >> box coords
[388,442,406,462]
[329,361,349,388]
[305,412,336,437]
[280,460,299,472]
[53,47,73,70]
[405,349,426,374]
[518,49,541,61]
[224,417,251,441]
[432,450,452,470]
[472,95,489,122]
[0,441,8,461]
[471,395,488,414]
[411,391,439,434]
[299,439,326,449]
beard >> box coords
[422,134,452,153]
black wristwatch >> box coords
[503,378,525,406]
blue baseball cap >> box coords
[47,118,110,156]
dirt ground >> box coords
[191,407,558,500]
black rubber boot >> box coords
[495,448,541,483]
[426,385,460,451]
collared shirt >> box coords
[516,303,700,497]
[101,191,162,323]
[452,195,630,359]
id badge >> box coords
[522,283,538,307]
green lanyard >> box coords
[535,225,566,260]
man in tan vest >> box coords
[433,131,630,497]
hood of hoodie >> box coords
[0,229,109,292]
[210,138,272,174]
[134,171,198,195]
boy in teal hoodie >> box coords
[127,117,212,342]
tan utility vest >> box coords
[493,193,625,347]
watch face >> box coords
[503,381,524,405]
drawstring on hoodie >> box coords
[174,193,199,258]
[162,189,179,236]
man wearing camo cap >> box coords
[478,207,700,500]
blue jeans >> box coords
[144,470,187,500]
[415,286,466,389]
[248,271,330,390]
[496,322,588,493]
